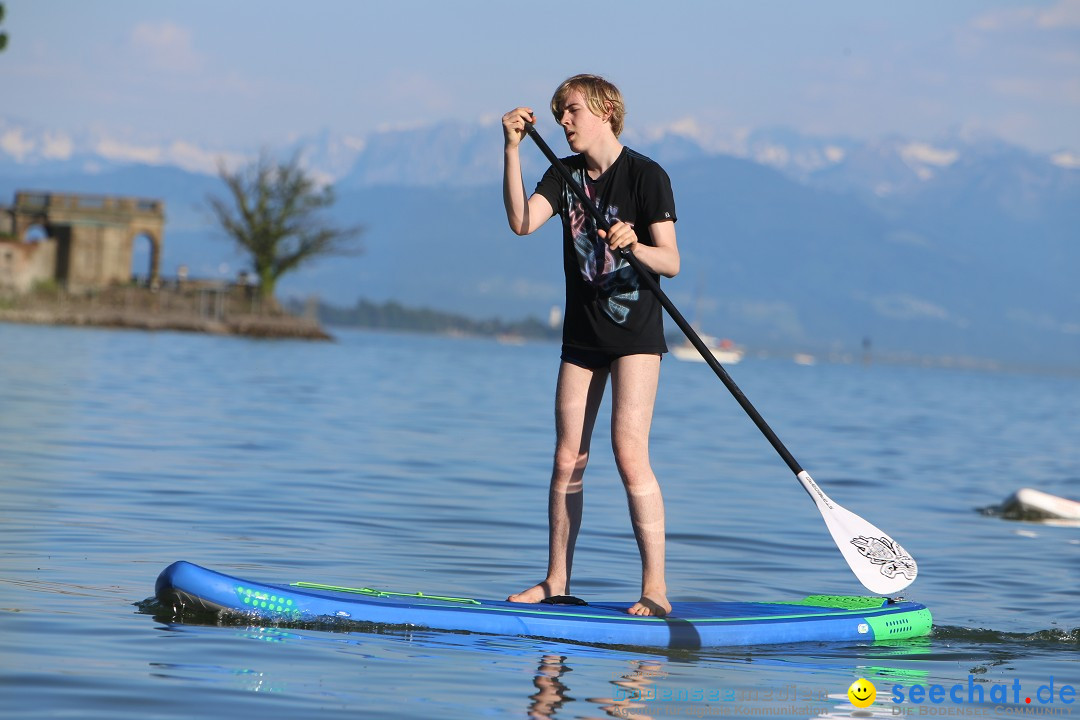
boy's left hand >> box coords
[599,221,636,253]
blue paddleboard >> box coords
[155,561,932,649]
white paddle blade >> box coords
[797,471,918,596]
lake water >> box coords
[1,323,1077,719]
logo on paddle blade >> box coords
[850,536,917,580]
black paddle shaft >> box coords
[524,124,805,477]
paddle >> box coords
[525,123,918,596]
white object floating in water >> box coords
[1000,488,1080,522]
[671,335,744,365]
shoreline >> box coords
[0,306,332,340]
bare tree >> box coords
[209,153,363,303]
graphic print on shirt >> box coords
[566,168,640,324]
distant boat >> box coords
[793,353,816,366]
[672,335,744,365]
[495,333,526,346]
[672,276,743,365]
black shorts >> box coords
[560,346,662,370]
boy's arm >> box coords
[601,220,680,278]
[503,107,554,235]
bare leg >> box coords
[610,354,671,617]
[509,361,608,603]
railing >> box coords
[13,192,164,216]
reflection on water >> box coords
[529,654,574,719]
[147,614,954,720]
[586,660,668,719]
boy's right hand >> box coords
[502,107,536,149]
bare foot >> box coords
[507,580,565,604]
[628,593,671,617]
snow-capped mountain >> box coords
[3,114,1074,198]
[1,116,1076,368]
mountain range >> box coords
[1,116,1077,369]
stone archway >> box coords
[8,191,165,291]
[15,213,49,243]
[129,229,162,286]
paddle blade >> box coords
[797,471,918,596]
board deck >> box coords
[155,561,932,649]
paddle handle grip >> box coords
[524,123,805,478]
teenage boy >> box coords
[501,74,680,617]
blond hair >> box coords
[550,74,625,137]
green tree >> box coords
[209,153,363,303]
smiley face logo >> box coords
[848,678,876,708]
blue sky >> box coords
[2,0,1079,156]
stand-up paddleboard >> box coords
[155,562,932,649]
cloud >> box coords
[870,294,967,327]
[342,135,366,153]
[899,142,958,167]
[95,138,163,165]
[0,122,71,164]
[165,141,247,176]
[130,21,203,73]
[1050,150,1080,168]
[93,136,247,175]
[1036,0,1080,29]
[971,7,1039,32]
[753,144,791,168]
[0,129,35,161]
[960,0,1080,144]
[640,116,707,142]
[42,132,74,160]
[971,0,1080,34]
[899,142,959,180]
[630,117,748,155]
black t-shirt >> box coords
[534,147,677,355]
